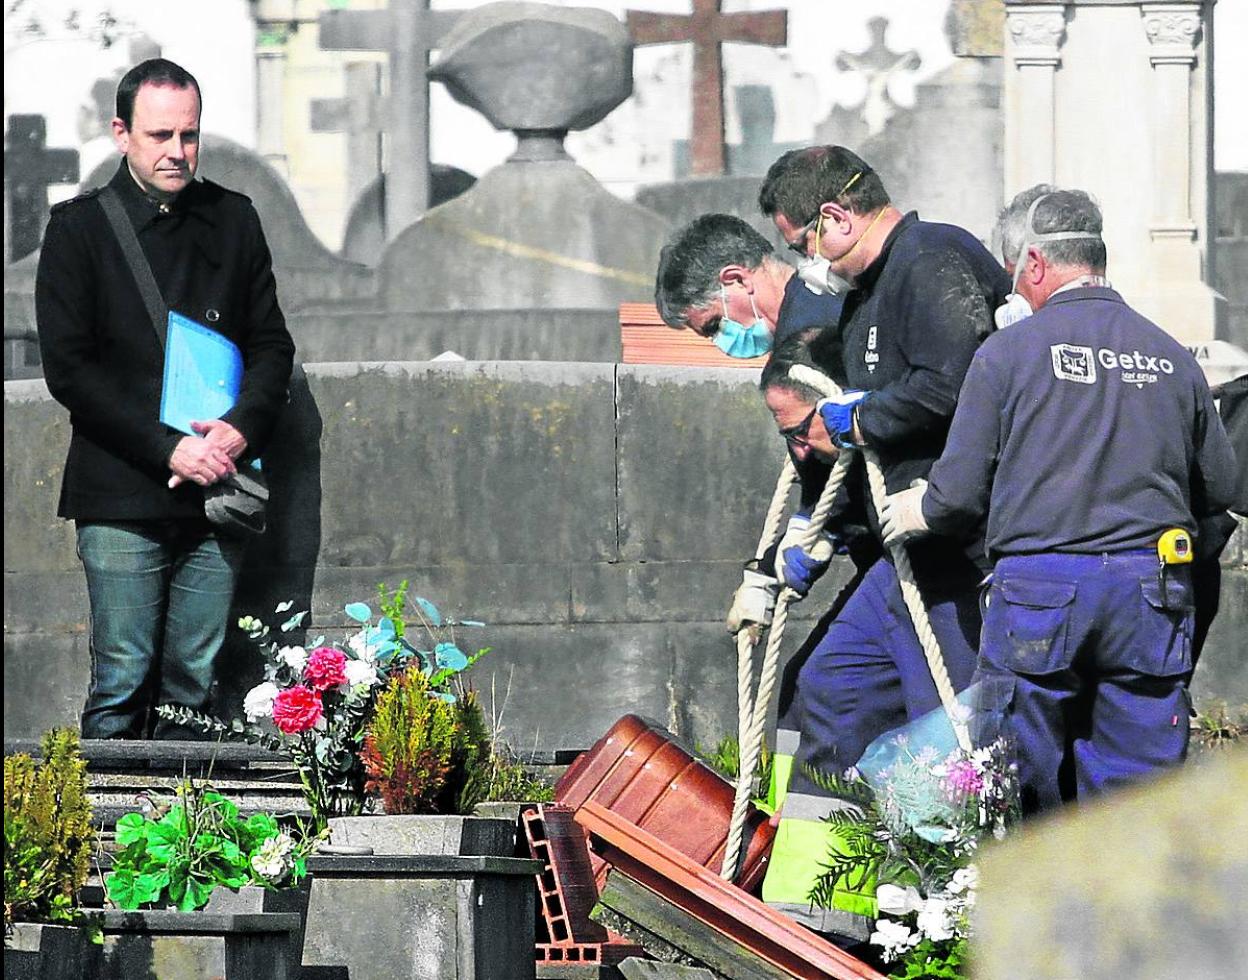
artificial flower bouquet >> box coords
[157,587,488,832]
[809,696,1020,979]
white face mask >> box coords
[796,255,850,296]
[994,194,1102,329]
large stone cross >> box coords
[4,114,80,262]
[834,16,921,136]
[318,0,461,239]
[627,0,787,178]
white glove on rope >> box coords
[726,567,780,635]
[879,480,931,547]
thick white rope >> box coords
[720,365,972,882]
[788,365,972,753]
[720,451,853,879]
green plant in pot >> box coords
[104,776,317,912]
[4,729,96,929]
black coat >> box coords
[36,162,295,522]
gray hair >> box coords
[655,214,773,327]
[998,186,1106,273]
[996,184,1056,265]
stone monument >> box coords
[1003,0,1223,342]
[369,1,671,310]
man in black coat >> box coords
[36,58,295,739]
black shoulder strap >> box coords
[98,186,167,350]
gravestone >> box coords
[1214,171,1248,350]
[4,114,80,263]
[626,0,787,178]
[975,748,1248,978]
[368,1,670,310]
[339,165,477,267]
[318,0,463,240]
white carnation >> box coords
[343,659,380,689]
[243,682,279,722]
[277,645,307,672]
[916,896,955,942]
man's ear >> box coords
[111,117,129,153]
[818,201,850,228]
[1023,246,1046,286]
[717,264,752,290]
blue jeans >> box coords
[789,558,981,791]
[974,552,1193,815]
[76,521,245,739]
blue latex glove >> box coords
[779,533,836,597]
[816,391,869,448]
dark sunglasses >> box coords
[779,405,819,445]
[785,215,820,256]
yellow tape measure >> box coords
[1157,528,1193,565]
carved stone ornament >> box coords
[1006,5,1066,64]
[1141,3,1202,63]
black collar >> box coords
[854,210,919,290]
[107,160,214,229]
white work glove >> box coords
[726,567,780,635]
[774,515,838,597]
[879,480,931,547]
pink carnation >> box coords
[271,685,324,734]
[946,759,984,797]
[304,646,348,691]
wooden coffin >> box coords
[579,801,888,980]
[554,714,775,893]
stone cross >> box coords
[318,0,461,239]
[626,0,787,178]
[4,114,80,262]
[835,16,921,136]
[310,62,385,210]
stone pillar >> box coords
[1003,3,1065,192]
[1002,0,1221,343]
[1141,3,1202,280]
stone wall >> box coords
[5,363,1245,750]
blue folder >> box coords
[159,312,243,436]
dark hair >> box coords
[1030,190,1107,273]
[758,145,890,226]
[654,213,774,328]
[759,332,835,403]
[115,58,201,129]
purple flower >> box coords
[946,758,984,797]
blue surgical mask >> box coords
[713,285,773,358]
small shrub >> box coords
[3,728,95,927]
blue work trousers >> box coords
[77,520,245,739]
[974,551,1193,815]
[789,558,980,793]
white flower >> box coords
[347,628,381,663]
[870,918,919,959]
[243,682,279,722]
[917,896,955,942]
[949,866,978,895]
[277,645,307,672]
[251,833,295,879]
[876,884,924,915]
[343,659,379,689]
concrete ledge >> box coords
[305,855,542,876]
